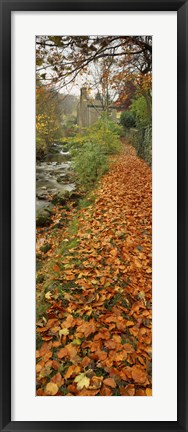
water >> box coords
[36,144,75,207]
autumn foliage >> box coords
[36,142,152,396]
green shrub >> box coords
[97,113,125,137]
[64,117,123,189]
[73,142,108,188]
[120,111,136,129]
[121,96,152,166]
[130,96,149,128]
[62,115,122,189]
[66,117,122,155]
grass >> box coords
[78,193,96,209]
[68,218,78,235]
[59,237,79,254]
[36,291,49,329]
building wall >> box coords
[77,88,118,127]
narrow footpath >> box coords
[36,143,152,396]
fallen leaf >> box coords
[76,319,96,338]
[100,385,113,396]
[52,360,61,370]
[103,378,116,388]
[131,365,147,384]
[65,365,81,379]
[72,338,82,346]
[135,389,146,396]
[126,320,135,327]
[57,347,67,359]
[74,373,90,390]
[59,328,69,337]
[45,291,52,301]
[51,372,64,387]
[45,382,58,395]
[53,264,60,273]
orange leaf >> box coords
[52,359,61,370]
[36,350,40,358]
[52,341,61,348]
[126,320,135,327]
[57,347,67,359]
[124,343,135,353]
[135,389,146,396]
[103,378,116,388]
[104,340,116,350]
[53,264,60,273]
[100,385,113,396]
[63,314,75,329]
[51,372,64,387]
[77,389,100,396]
[64,365,80,379]
[131,365,147,384]
[66,343,78,361]
[120,384,135,396]
[45,382,58,395]
[66,274,75,281]
[110,248,118,257]
[76,319,96,338]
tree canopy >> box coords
[36,36,152,91]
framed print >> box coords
[0,0,187,431]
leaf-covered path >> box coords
[36,143,152,396]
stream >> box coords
[36,143,76,226]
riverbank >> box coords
[36,142,152,397]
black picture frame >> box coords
[0,1,187,431]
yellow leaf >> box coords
[72,338,82,346]
[59,328,69,337]
[45,291,52,300]
[74,373,90,390]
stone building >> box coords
[77,87,119,127]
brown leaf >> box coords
[103,378,116,388]
[76,319,96,338]
[100,385,113,396]
[77,388,100,396]
[131,365,147,384]
[135,389,146,396]
[57,347,67,359]
[89,376,103,389]
[51,372,64,387]
[52,360,61,370]
[120,384,135,396]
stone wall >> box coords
[125,125,152,167]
